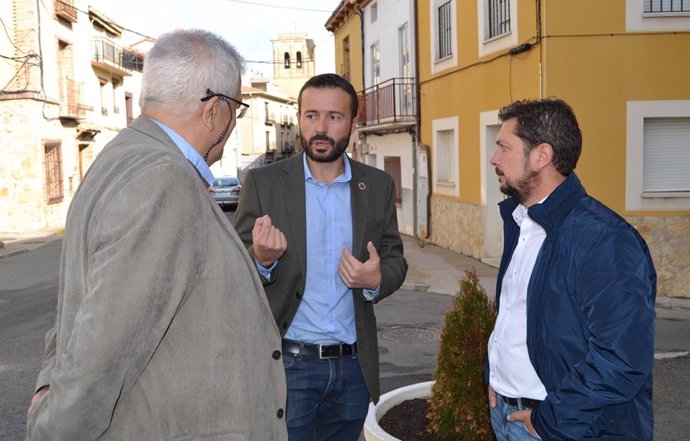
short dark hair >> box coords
[498,98,582,176]
[298,73,358,120]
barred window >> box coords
[437,1,453,59]
[644,0,690,13]
[44,141,64,204]
[487,0,511,39]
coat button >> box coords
[272,350,281,360]
[296,292,302,299]
[276,408,284,418]
[282,322,288,330]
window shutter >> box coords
[643,117,690,193]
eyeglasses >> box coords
[201,88,249,119]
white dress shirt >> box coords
[488,203,548,400]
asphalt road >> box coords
[2,223,689,440]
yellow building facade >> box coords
[327,1,364,92]
[417,0,690,298]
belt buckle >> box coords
[319,344,340,359]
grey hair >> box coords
[139,29,245,115]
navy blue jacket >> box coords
[495,173,656,440]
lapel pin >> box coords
[358,182,367,191]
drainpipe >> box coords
[413,0,431,242]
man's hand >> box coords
[251,215,287,267]
[338,241,381,290]
[488,385,497,408]
[28,386,49,412]
[507,409,539,438]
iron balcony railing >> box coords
[357,77,416,127]
[59,76,88,119]
[54,0,77,22]
[91,37,125,71]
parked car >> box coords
[210,177,241,209]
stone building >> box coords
[271,33,315,99]
[0,0,142,233]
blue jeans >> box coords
[282,351,370,441]
[490,394,541,441]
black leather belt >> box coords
[282,339,357,359]
[501,395,542,409]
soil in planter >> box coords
[378,398,443,441]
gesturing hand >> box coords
[338,241,381,290]
[252,215,287,267]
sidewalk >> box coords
[400,234,690,310]
[0,232,62,259]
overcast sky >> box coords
[89,0,342,77]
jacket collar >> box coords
[498,172,586,232]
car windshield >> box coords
[213,178,239,187]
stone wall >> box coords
[629,216,690,299]
[428,198,483,259]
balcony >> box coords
[357,78,416,128]
[91,38,131,76]
[55,0,77,23]
[59,77,89,119]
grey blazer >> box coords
[27,116,287,441]
[233,152,407,403]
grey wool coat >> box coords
[26,116,288,441]
[233,152,408,404]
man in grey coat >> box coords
[25,30,288,441]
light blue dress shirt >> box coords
[257,155,380,344]
[151,118,215,186]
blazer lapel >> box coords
[348,157,370,259]
[281,154,308,276]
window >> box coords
[99,77,108,116]
[643,118,690,193]
[644,0,690,13]
[342,36,351,80]
[627,0,690,31]
[371,41,381,86]
[371,2,378,23]
[284,52,290,69]
[436,130,454,182]
[44,141,64,204]
[430,0,457,73]
[399,23,413,115]
[112,78,120,114]
[437,1,453,59]
[486,0,511,39]
[296,51,302,68]
[626,100,690,210]
[432,117,459,196]
[384,157,402,204]
[478,0,518,55]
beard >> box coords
[496,165,540,205]
[300,131,350,163]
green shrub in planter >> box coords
[427,269,497,440]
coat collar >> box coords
[498,172,586,233]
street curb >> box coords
[0,248,29,260]
[656,297,690,311]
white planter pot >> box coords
[363,380,435,441]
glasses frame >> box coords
[201,88,249,119]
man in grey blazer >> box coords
[234,74,408,441]
[26,30,287,441]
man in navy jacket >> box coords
[486,98,656,440]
